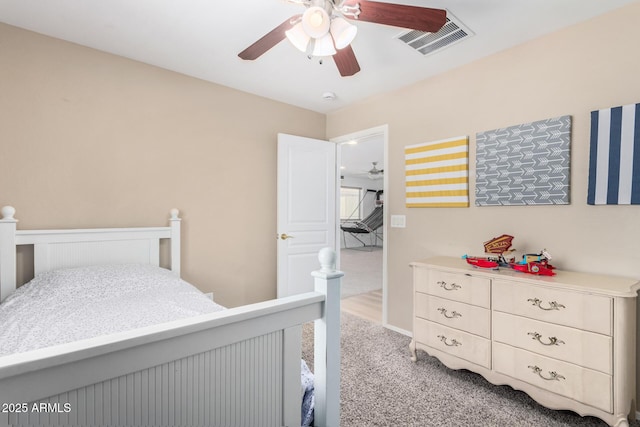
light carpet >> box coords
[303,313,639,427]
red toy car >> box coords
[511,250,555,276]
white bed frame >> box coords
[0,206,341,427]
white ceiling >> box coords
[339,132,385,179]
[1,0,637,114]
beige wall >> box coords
[0,23,326,307]
[327,3,640,332]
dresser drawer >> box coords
[415,292,490,338]
[414,318,491,369]
[493,342,612,413]
[414,268,490,308]
[492,279,612,335]
[493,312,612,374]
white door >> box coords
[277,133,338,297]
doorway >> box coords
[331,125,388,325]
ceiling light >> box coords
[284,1,360,59]
[330,17,357,50]
[302,7,331,38]
[311,33,336,57]
[285,22,310,52]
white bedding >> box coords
[0,264,225,356]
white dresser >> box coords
[410,256,640,427]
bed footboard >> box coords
[7,329,296,427]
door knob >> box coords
[280,233,295,240]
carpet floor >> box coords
[303,312,640,427]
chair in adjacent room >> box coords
[340,205,383,250]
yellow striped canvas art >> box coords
[405,136,469,208]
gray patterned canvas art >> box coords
[475,115,571,206]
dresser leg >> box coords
[409,339,418,362]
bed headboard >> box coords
[0,206,181,302]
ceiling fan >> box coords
[238,0,447,77]
[365,162,384,179]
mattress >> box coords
[0,263,225,356]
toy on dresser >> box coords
[512,249,555,276]
[462,235,556,276]
[462,234,515,269]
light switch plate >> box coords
[390,215,406,228]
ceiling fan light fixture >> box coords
[285,22,310,52]
[238,0,446,78]
[367,162,383,180]
[330,17,357,49]
[302,6,331,38]
[311,33,337,56]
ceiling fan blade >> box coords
[238,15,301,60]
[344,0,446,33]
[333,45,361,77]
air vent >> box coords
[396,12,473,56]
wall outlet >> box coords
[390,215,406,228]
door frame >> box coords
[330,124,389,326]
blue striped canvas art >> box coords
[587,103,640,205]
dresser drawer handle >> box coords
[527,298,566,311]
[438,308,462,319]
[528,365,566,382]
[438,281,461,291]
[437,335,462,347]
[527,332,565,346]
